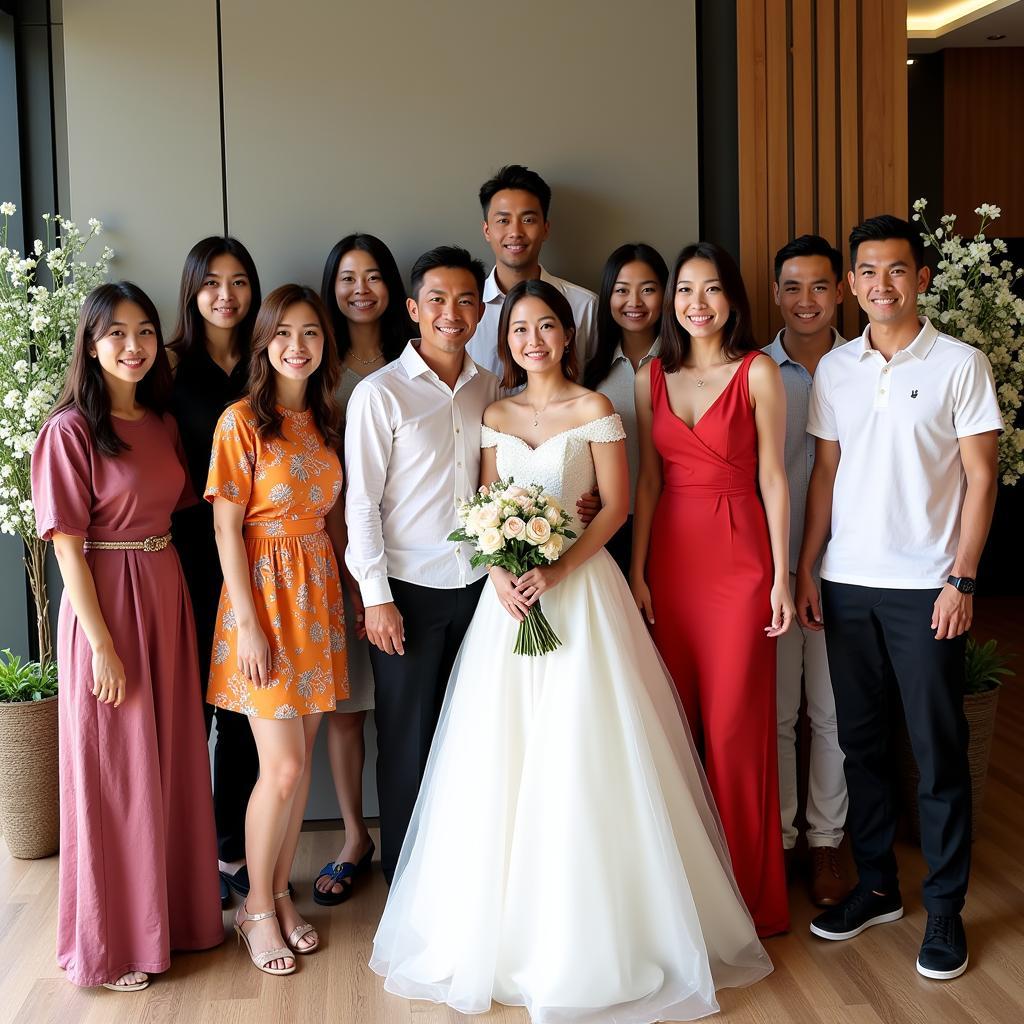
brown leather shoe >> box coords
[810,846,851,907]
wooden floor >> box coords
[2,598,1021,1024]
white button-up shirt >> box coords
[344,342,499,606]
[807,317,1003,589]
[466,265,598,379]
[595,339,659,512]
[764,328,845,573]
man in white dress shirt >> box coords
[765,234,850,908]
[467,164,597,380]
[345,245,499,883]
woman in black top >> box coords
[169,236,261,906]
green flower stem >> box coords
[513,600,562,657]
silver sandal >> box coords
[234,901,296,975]
[273,889,319,954]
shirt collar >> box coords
[858,317,938,361]
[482,264,557,305]
[611,337,661,366]
[399,339,480,386]
[768,328,843,366]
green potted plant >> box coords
[0,650,59,857]
[903,637,1015,841]
[0,202,110,858]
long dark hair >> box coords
[584,242,669,390]
[50,282,173,457]
[496,279,579,391]
[247,285,342,450]
[319,233,412,363]
[659,242,757,372]
[167,236,262,362]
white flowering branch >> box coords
[0,202,112,666]
[912,198,1024,486]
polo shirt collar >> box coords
[399,339,480,384]
[482,264,556,304]
[768,328,843,366]
[858,317,938,361]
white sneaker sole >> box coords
[809,906,904,940]
[916,954,968,980]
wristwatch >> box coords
[947,575,976,595]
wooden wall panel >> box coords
[737,0,909,342]
[943,48,1024,237]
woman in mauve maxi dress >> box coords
[31,282,222,991]
[631,243,793,938]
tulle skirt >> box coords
[370,549,772,1023]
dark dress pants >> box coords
[604,515,634,578]
[821,581,970,914]
[369,577,486,883]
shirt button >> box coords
[882,367,890,374]
[455,427,460,434]
[880,388,887,394]
[457,461,462,468]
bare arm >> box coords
[516,396,629,605]
[795,438,840,630]
[212,497,271,686]
[325,491,366,640]
[931,431,999,639]
[51,534,126,707]
[750,356,794,636]
[628,363,662,624]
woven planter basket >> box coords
[901,687,1000,843]
[0,695,59,859]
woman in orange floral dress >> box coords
[206,284,359,977]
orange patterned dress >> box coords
[204,399,348,719]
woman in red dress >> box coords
[631,242,794,937]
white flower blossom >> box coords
[0,203,15,217]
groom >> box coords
[344,245,498,883]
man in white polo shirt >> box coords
[467,164,597,381]
[765,234,850,908]
[797,215,1002,980]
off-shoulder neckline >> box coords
[482,413,621,453]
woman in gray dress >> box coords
[313,233,413,905]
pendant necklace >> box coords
[530,386,566,427]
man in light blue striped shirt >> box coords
[764,235,849,908]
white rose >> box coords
[477,502,501,529]
[543,495,562,514]
[503,485,528,499]
[514,493,533,510]
[543,505,561,526]
[502,516,526,540]
[463,506,483,536]
[525,516,551,545]
[540,534,564,561]
[477,526,504,554]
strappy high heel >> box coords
[234,901,297,976]
[274,889,319,954]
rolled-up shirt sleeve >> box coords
[344,381,395,607]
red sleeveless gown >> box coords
[647,351,788,937]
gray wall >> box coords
[58,0,700,820]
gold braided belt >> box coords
[83,532,172,553]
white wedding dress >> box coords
[370,414,772,1023]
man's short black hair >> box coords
[849,214,925,270]
[478,164,552,220]
[409,245,486,301]
[774,234,843,282]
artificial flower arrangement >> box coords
[448,478,576,656]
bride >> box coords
[370,279,773,1023]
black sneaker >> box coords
[809,883,903,940]
[916,912,968,980]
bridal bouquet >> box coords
[448,478,576,656]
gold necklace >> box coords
[529,386,567,427]
[348,349,384,367]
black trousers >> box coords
[210,706,259,862]
[604,515,634,578]
[369,577,486,883]
[821,581,970,914]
